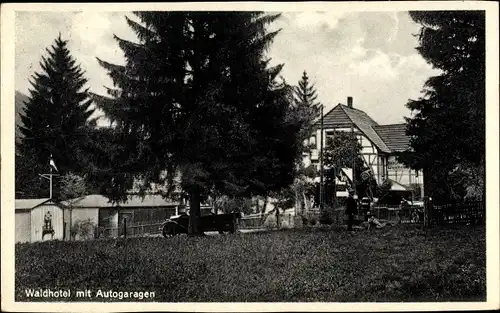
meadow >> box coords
[15,225,486,302]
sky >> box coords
[15,11,440,126]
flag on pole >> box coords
[49,154,58,172]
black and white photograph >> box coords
[1,2,499,312]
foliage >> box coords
[15,91,30,143]
[321,131,377,200]
[270,186,296,212]
[15,149,47,198]
[401,11,485,202]
[16,226,485,302]
[94,12,302,234]
[448,160,485,201]
[213,195,253,215]
[323,131,361,169]
[16,34,97,199]
[70,218,96,240]
[59,173,87,202]
[375,179,393,199]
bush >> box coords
[319,210,334,225]
[70,218,96,240]
[263,213,292,229]
[263,214,277,229]
[300,212,319,226]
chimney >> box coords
[347,96,353,108]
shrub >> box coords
[263,214,277,230]
[70,218,96,240]
[319,210,334,225]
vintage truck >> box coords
[160,211,241,237]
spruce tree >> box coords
[16,34,96,199]
[94,12,302,234]
[290,71,321,216]
[293,70,321,153]
[400,11,485,202]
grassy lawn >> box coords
[15,225,486,302]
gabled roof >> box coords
[61,194,178,208]
[373,124,410,152]
[15,198,51,210]
[319,104,355,129]
[316,104,391,153]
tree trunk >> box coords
[276,207,281,229]
[212,194,218,215]
[69,207,73,241]
[188,187,203,236]
[260,195,269,214]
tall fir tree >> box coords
[289,71,322,216]
[399,11,485,203]
[293,70,321,154]
[16,34,96,199]
[94,12,302,234]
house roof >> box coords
[373,124,410,152]
[15,198,51,210]
[316,104,392,153]
[61,194,178,208]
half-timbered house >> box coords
[303,97,423,201]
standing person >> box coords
[345,190,357,231]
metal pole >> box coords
[320,105,324,213]
[49,166,53,199]
[332,165,337,210]
[351,120,356,196]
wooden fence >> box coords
[96,220,164,239]
[370,205,424,224]
[295,206,423,225]
[238,213,296,229]
[239,214,265,229]
[92,200,484,239]
[430,200,485,226]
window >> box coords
[310,136,316,146]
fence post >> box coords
[423,197,428,227]
[123,218,127,238]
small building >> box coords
[61,194,218,239]
[15,198,65,243]
[60,194,181,239]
